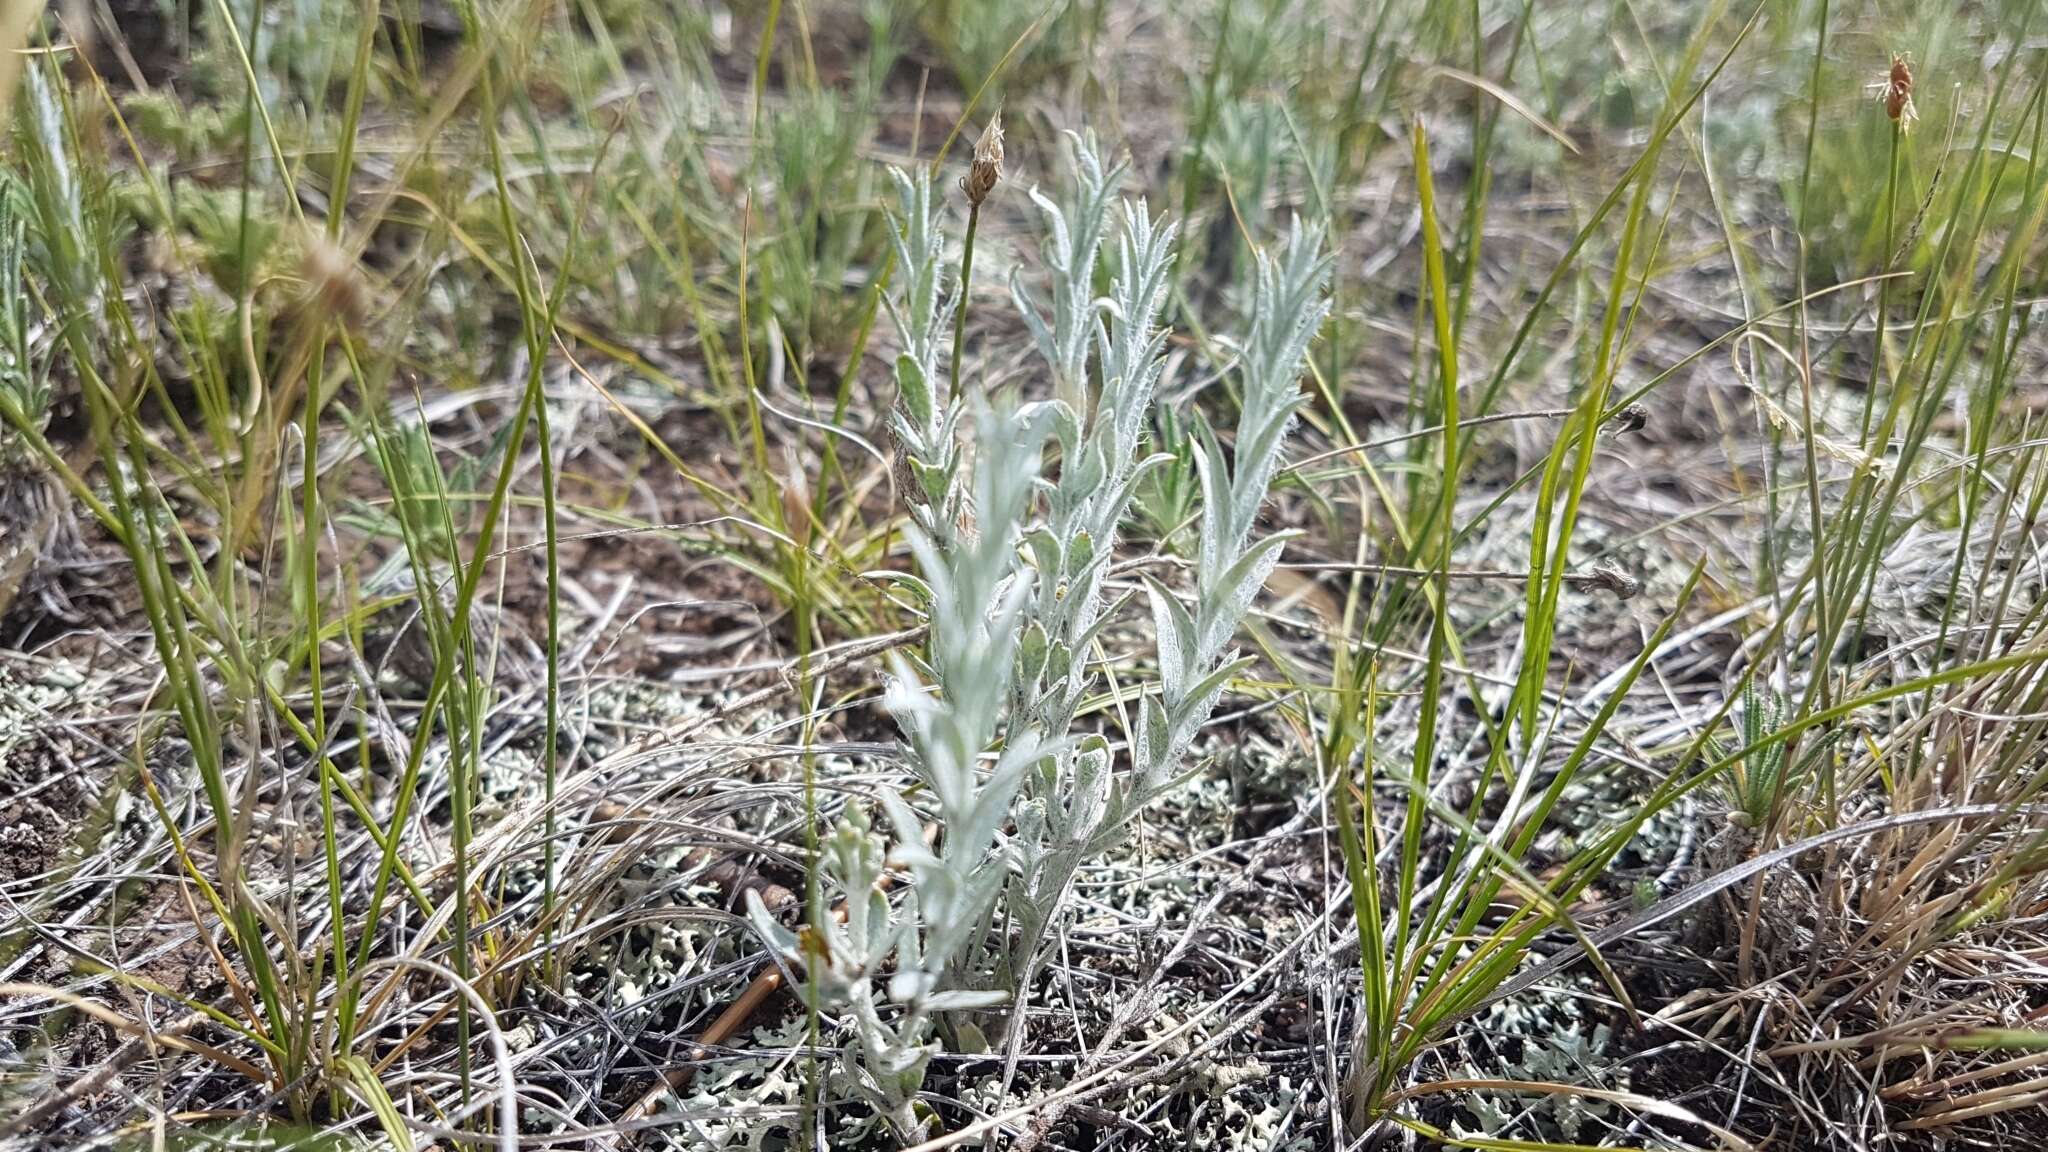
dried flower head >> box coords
[779,442,813,549]
[962,110,1004,207]
[1870,52,1917,127]
[299,233,370,328]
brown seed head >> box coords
[299,233,370,329]
[962,111,1004,207]
[780,443,813,549]
[1876,52,1916,126]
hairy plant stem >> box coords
[948,199,981,403]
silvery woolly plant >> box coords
[755,136,1330,1136]
[1001,135,1177,973]
[1003,137,1333,989]
[1143,219,1331,799]
[883,168,964,546]
[749,402,1050,1139]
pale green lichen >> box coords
[0,658,101,767]
[1459,988,1628,1145]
